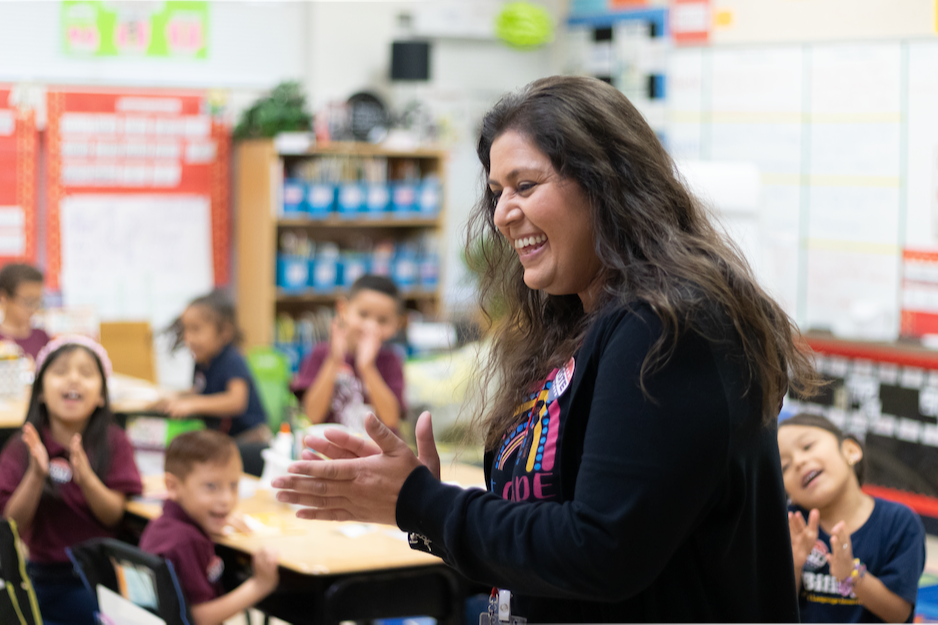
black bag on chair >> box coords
[0,519,41,625]
[67,537,194,625]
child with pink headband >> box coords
[0,335,142,625]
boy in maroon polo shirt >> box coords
[139,430,278,623]
[291,274,406,436]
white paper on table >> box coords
[96,585,166,625]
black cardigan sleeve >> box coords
[396,310,739,602]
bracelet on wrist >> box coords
[838,558,867,597]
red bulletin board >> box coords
[45,88,230,290]
[0,87,38,264]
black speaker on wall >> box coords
[390,41,430,81]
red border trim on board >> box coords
[863,485,938,518]
[805,337,938,371]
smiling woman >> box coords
[274,76,823,623]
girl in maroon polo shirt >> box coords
[0,336,142,625]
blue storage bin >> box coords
[341,253,369,288]
[419,252,439,290]
[307,183,335,219]
[277,255,310,290]
[312,254,340,292]
[282,179,307,217]
[393,252,419,291]
[337,183,365,218]
[365,184,391,217]
[391,182,417,216]
[418,179,441,216]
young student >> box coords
[0,263,51,360]
[779,413,926,623]
[290,274,406,435]
[139,430,278,624]
[0,336,142,625]
[156,290,270,443]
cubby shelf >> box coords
[234,139,447,349]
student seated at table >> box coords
[0,263,50,360]
[0,336,143,625]
[139,430,278,624]
[154,290,270,444]
[290,274,406,435]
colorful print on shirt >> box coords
[331,363,371,431]
[799,539,861,607]
[490,357,574,503]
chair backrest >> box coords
[100,321,157,383]
[67,537,193,625]
[246,345,294,430]
[0,520,41,625]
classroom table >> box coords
[126,462,488,624]
[0,373,165,440]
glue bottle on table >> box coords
[272,423,295,460]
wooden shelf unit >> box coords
[234,140,447,349]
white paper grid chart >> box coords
[59,194,214,332]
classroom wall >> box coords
[711,0,936,44]
[667,32,938,340]
[302,0,562,312]
[0,2,306,91]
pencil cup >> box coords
[391,182,417,217]
[337,183,365,218]
[281,179,307,217]
[365,183,391,217]
[277,255,310,291]
[307,183,336,219]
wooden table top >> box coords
[0,373,165,429]
[127,462,486,576]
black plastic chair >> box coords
[67,537,194,625]
[0,520,41,625]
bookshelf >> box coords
[234,139,446,350]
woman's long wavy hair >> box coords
[466,76,820,450]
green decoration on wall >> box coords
[494,2,554,49]
[61,1,208,59]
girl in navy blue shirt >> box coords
[157,290,269,443]
[780,413,925,622]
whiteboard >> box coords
[60,194,214,331]
[666,40,938,340]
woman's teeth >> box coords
[515,234,547,250]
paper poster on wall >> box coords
[60,194,213,330]
[62,1,208,58]
[0,86,37,265]
[46,88,229,291]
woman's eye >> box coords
[517,182,535,193]
[803,443,813,451]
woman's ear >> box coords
[841,438,864,467]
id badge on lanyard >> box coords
[480,588,526,625]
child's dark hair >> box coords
[0,263,43,297]
[22,343,113,498]
[349,275,403,312]
[168,289,244,351]
[165,430,240,480]
[780,412,867,485]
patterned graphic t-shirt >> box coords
[490,357,575,503]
